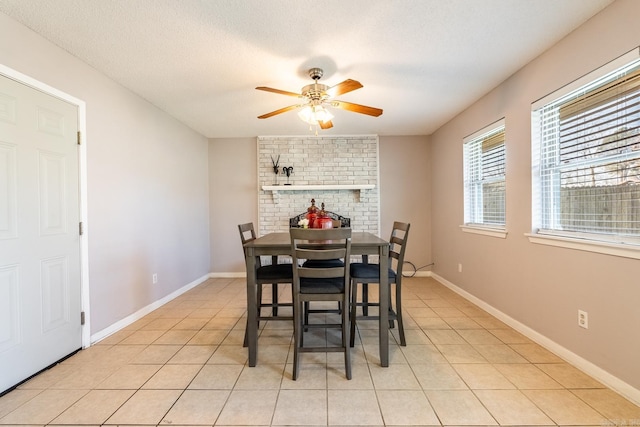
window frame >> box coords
[462,118,507,238]
[529,47,640,259]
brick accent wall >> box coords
[257,135,380,236]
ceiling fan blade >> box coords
[256,86,302,97]
[318,120,333,130]
[331,100,383,117]
[326,79,363,97]
[258,104,299,119]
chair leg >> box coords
[350,280,358,347]
[300,301,306,348]
[343,293,352,380]
[257,284,263,322]
[395,282,406,346]
[293,300,303,380]
[303,301,310,331]
[271,283,278,316]
[243,318,248,347]
[389,292,395,329]
[362,283,369,316]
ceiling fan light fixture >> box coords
[297,105,334,125]
[256,67,382,130]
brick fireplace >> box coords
[257,135,380,236]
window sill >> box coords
[460,225,508,239]
[525,233,640,260]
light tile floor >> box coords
[1,276,639,426]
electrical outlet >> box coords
[578,310,588,329]
[152,274,158,284]
[458,263,463,273]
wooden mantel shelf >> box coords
[262,184,375,193]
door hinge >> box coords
[77,131,81,145]
[79,222,83,236]
[80,311,85,325]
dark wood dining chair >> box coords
[349,221,410,347]
[239,223,293,347]
[296,221,346,325]
[290,227,353,380]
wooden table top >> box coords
[244,231,388,249]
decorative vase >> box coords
[315,202,334,229]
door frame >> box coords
[0,63,90,349]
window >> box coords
[463,119,506,231]
[531,49,640,249]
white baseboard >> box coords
[90,273,210,344]
[429,272,640,406]
[403,271,432,278]
[209,272,246,278]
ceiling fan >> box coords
[256,68,383,130]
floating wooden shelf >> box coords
[262,184,375,192]
[261,184,375,202]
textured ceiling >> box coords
[0,0,614,138]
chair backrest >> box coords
[238,222,256,245]
[238,222,261,266]
[389,221,410,274]
[290,228,352,288]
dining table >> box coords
[243,230,391,367]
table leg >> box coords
[246,248,258,366]
[378,244,390,367]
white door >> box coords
[0,74,82,393]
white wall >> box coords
[430,0,640,397]
[209,138,258,273]
[379,135,431,273]
[0,12,211,335]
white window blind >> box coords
[463,120,506,227]
[532,53,640,245]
